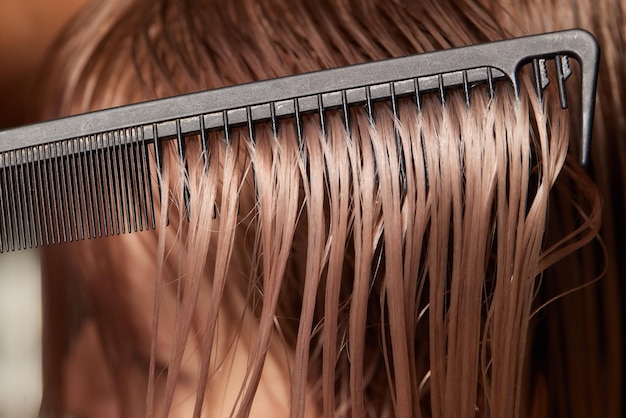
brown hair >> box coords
[39,0,615,417]
[480,2,624,417]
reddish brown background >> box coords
[0,0,87,129]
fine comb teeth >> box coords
[0,29,600,252]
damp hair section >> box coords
[37,0,610,417]
[91,81,597,417]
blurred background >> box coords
[0,0,87,416]
[0,0,87,129]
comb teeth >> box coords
[0,128,156,251]
[0,29,600,251]
[533,58,550,103]
[555,55,573,108]
[533,55,577,109]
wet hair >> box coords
[40,0,617,417]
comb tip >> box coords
[577,29,600,167]
[579,110,593,167]
[579,141,590,166]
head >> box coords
[40,0,614,417]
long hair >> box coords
[480,2,624,417]
[39,0,612,417]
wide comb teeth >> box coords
[533,55,576,109]
[533,58,551,104]
[556,55,573,108]
[0,29,601,251]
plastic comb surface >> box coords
[0,29,600,251]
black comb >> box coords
[0,29,600,251]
